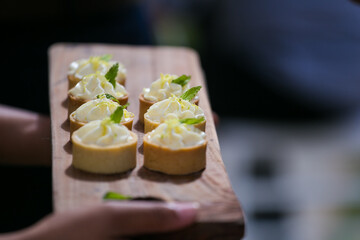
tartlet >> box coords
[68,71,128,116]
[69,96,134,136]
[143,118,207,175]
[72,119,137,174]
[139,73,199,123]
[68,55,126,89]
[144,95,205,133]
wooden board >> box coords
[49,43,244,239]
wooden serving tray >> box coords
[49,43,244,239]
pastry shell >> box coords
[72,131,137,174]
[68,74,126,90]
[69,112,134,137]
[68,93,128,117]
[144,117,206,134]
[143,135,207,175]
[138,93,199,124]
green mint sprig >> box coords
[103,192,132,201]
[110,103,129,124]
[102,191,163,201]
[179,117,205,125]
[100,54,112,62]
[105,63,119,88]
[180,86,201,101]
[96,93,120,103]
[171,75,191,86]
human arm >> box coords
[0,201,197,240]
[0,104,51,166]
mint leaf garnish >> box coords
[102,192,163,202]
[100,54,112,62]
[105,63,119,88]
[180,117,205,125]
[96,93,120,103]
[171,75,191,86]
[180,86,201,101]
[122,102,130,109]
[109,103,129,124]
[103,191,132,201]
[110,106,123,124]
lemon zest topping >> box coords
[160,73,178,88]
[164,118,183,138]
[123,110,131,119]
[169,95,196,110]
[100,118,112,136]
[90,56,101,70]
[95,100,116,109]
[88,56,111,71]
[73,56,112,78]
[97,94,107,100]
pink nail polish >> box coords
[167,202,199,222]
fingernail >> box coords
[167,202,199,222]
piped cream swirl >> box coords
[68,72,127,100]
[68,57,126,82]
[145,119,206,150]
[72,97,133,123]
[142,73,190,102]
[72,119,133,147]
[145,96,205,123]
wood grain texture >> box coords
[49,43,244,239]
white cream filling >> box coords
[72,120,133,147]
[142,73,190,102]
[145,96,205,123]
[68,57,126,82]
[72,98,133,123]
[146,119,206,150]
[68,73,127,100]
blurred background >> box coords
[2,0,360,239]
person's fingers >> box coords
[103,201,198,237]
[212,111,220,126]
[20,201,198,240]
[23,207,111,240]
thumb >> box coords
[104,201,198,236]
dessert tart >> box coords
[144,87,205,133]
[68,54,126,89]
[143,118,207,175]
[69,94,134,136]
[71,110,137,174]
[139,73,199,123]
[68,64,128,116]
